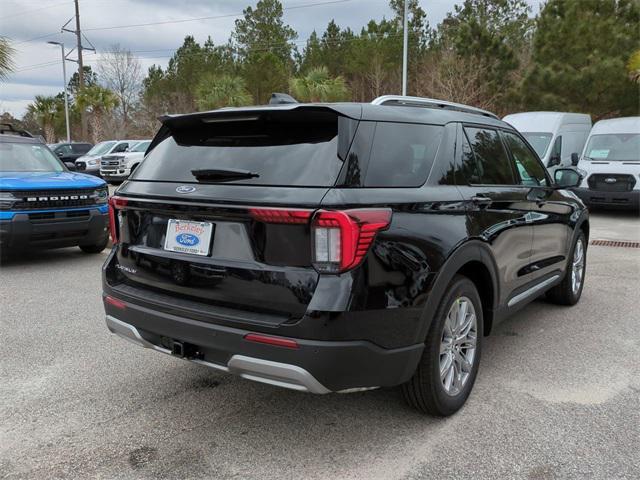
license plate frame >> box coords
[164,219,214,256]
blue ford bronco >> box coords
[0,124,109,258]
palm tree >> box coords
[627,49,640,84]
[76,85,119,143]
[289,67,350,102]
[0,37,15,81]
[26,96,58,143]
[195,74,253,110]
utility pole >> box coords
[61,0,95,140]
[402,0,409,96]
[74,0,86,139]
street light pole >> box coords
[402,0,409,96]
[47,41,71,143]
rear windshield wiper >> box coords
[191,168,260,182]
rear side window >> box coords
[133,110,349,186]
[364,122,443,187]
[460,127,515,185]
[56,144,73,155]
[72,144,92,154]
[112,143,129,153]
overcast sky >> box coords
[0,0,543,118]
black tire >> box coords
[79,236,109,254]
[401,275,483,416]
[546,231,587,306]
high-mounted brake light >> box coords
[311,209,392,273]
[108,196,128,243]
[249,208,312,224]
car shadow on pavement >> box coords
[0,246,109,268]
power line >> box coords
[13,29,413,74]
[0,1,72,20]
[9,0,353,45]
[82,0,353,32]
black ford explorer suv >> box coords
[102,95,589,416]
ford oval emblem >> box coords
[176,185,196,194]
[604,177,617,184]
[176,233,200,246]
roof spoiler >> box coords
[0,123,33,138]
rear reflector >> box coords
[249,208,312,224]
[244,333,300,349]
[105,295,126,310]
[312,209,392,273]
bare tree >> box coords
[416,48,500,113]
[98,44,142,135]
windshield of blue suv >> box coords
[0,142,64,172]
[584,134,640,161]
[86,141,116,156]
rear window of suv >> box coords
[132,110,352,187]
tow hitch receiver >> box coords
[170,340,202,359]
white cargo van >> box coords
[573,117,640,211]
[502,112,592,172]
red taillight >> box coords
[244,333,299,349]
[108,196,128,243]
[249,208,312,224]
[105,295,126,310]
[311,209,392,273]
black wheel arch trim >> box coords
[416,239,500,342]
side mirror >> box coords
[548,155,560,167]
[57,151,64,157]
[554,168,582,188]
[571,153,579,166]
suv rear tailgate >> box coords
[111,183,328,322]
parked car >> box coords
[0,124,109,257]
[48,142,93,171]
[100,140,151,183]
[75,140,140,176]
[502,112,591,173]
[102,95,589,416]
[572,116,640,211]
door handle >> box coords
[471,196,492,208]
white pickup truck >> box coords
[100,140,151,183]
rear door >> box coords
[111,107,359,322]
[455,124,535,306]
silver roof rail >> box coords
[371,95,499,120]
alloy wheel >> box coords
[440,296,477,396]
[571,238,585,295]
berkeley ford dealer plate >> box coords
[164,219,214,256]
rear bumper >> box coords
[106,315,332,393]
[102,294,424,393]
[573,188,639,210]
[0,207,109,250]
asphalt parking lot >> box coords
[0,211,638,480]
